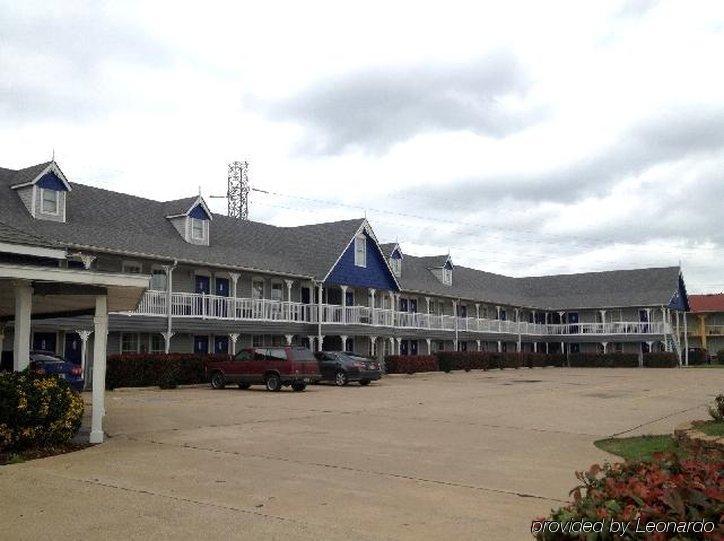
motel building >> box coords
[0,161,693,439]
[684,294,724,356]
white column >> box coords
[545,342,549,354]
[497,340,502,353]
[284,334,293,346]
[318,335,324,352]
[307,335,315,351]
[388,337,395,355]
[496,305,501,319]
[395,337,402,355]
[533,342,537,353]
[13,280,32,371]
[452,299,458,350]
[425,338,431,354]
[683,311,689,366]
[230,332,240,354]
[425,297,431,328]
[77,330,93,384]
[90,295,108,444]
[369,336,376,356]
[317,284,323,348]
[340,335,348,351]
[368,288,376,324]
[601,341,608,354]
[284,279,293,321]
[476,339,481,351]
[340,285,348,324]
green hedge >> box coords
[106,353,228,390]
[0,371,84,451]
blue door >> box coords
[500,309,507,321]
[639,309,649,332]
[568,312,579,333]
[345,290,354,306]
[458,305,467,318]
[400,340,409,356]
[215,278,229,296]
[409,299,417,313]
[194,335,209,354]
[301,287,311,304]
[33,332,56,353]
[64,332,81,364]
[214,336,229,354]
[195,275,210,315]
[399,298,408,312]
[410,340,418,355]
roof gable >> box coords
[165,195,213,221]
[688,293,724,313]
[10,161,71,191]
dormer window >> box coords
[354,235,367,267]
[40,188,59,214]
[443,267,452,285]
[390,257,401,276]
[191,217,205,241]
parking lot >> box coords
[1,368,721,540]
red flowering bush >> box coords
[384,355,438,374]
[534,447,724,540]
[106,353,229,389]
[643,353,680,368]
[568,353,640,368]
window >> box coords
[40,188,59,214]
[271,281,283,302]
[354,235,366,267]
[121,333,139,354]
[252,278,264,299]
[390,257,401,276]
[150,268,167,291]
[234,350,252,361]
[150,334,164,353]
[442,267,452,285]
[122,261,142,274]
[190,217,205,240]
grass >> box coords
[0,442,91,466]
[698,420,724,437]
[594,434,679,461]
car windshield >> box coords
[290,347,316,361]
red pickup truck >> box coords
[205,346,321,392]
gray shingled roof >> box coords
[0,219,59,249]
[381,243,682,309]
[0,164,363,280]
[0,162,683,309]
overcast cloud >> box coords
[0,0,722,292]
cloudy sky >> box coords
[1,0,723,292]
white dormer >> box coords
[11,161,72,223]
[165,195,213,246]
[389,243,403,277]
[429,255,454,286]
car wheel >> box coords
[265,373,281,392]
[210,372,225,389]
[335,371,348,386]
[291,382,306,392]
[359,379,370,386]
[238,382,250,390]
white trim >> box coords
[0,241,66,260]
[165,195,214,221]
[190,217,205,241]
[30,185,37,217]
[0,263,150,288]
[10,162,72,192]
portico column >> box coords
[515,308,521,352]
[497,340,502,353]
[90,295,108,444]
[452,300,459,350]
[340,335,348,351]
[395,337,402,355]
[317,284,323,349]
[496,305,501,319]
[369,336,376,356]
[161,331,174,354]
[13,280,32,371]
[340,285,348,324]
[476,339,481,352]
[77,330,93,385]
[307,335,315,351]
[389,336,394,355]
[229,332,239,354]
[601,341,608,354]
[533,342,537,353]
[284,334,293,346]
[285,279,294,321]
[545,342,549,354]
[475,303,480,319]
[368,288,376,324]
[425,297,431,328]
[426,338,431,354]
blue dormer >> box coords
[11,161,72,223]
[325,223,400,291]
[389,244,403,277]
[165,195,213,246]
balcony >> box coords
[123,291,668,336]
[687,325,724,337]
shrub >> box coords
[717,350,724,365]
[436,351,490,372]
[642,352,679,368]
[534,448,723,540]
[0,371,84,451]
[687,349,709,366]
[384,355,438,374]
[709,394,724,422]
[106,353,225,389]
[568,353,639,368]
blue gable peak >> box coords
[37,171,69,192]
[189,203,211,220]
[325,229,400,291]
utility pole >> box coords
[211,161,249,219]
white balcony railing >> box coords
[121,291,671,336]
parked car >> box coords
[205,346,321,392]
[28,351,84,392]
[315,351,382,386]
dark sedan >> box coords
[315,351,382,386]
[29,351,84,392]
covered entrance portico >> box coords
[0,262,148,443]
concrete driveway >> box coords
[1,368,721,540]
